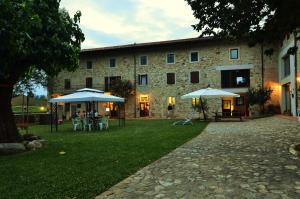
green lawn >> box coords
[0,120,207,199]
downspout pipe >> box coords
[261,43,264,88]
[294,32,298,114]
[133,43,137,118]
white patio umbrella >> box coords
[181,87,240,120]
[181,87,240,99]
[49,88,124,103]
[48,88,125,132]
[49,91,124,103]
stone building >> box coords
[277,33,300,117]
[50,37,296,119]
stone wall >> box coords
[51,39,279,119]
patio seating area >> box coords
[49,88,125,132]
[71,114,109,131]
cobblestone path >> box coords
[96,116,300,199]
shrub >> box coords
[247,87,273,113]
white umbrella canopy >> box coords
[76,88,104,93]
[49,91,124,103]
[181,87,240,99]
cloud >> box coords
[60,0,199,48]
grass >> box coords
[0,120,207,199]
[12,106,47,113]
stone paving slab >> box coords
[96,116,300,199]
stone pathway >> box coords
[96,116,300,199]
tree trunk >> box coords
[0,85,21,143]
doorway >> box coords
[139,102,149,117]
[283,83,291,115]
[222,100,231,116]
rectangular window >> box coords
[138,74,148,85]
[190,51,199,62]
[283,55,290,77]
[104,76,121,91]
[167,96,175,105]
[109,58,116,67]
[192,98,200,107]
[235,96,244,106]
[166,53,175,64]
[86,77,93,88]
[230,48,239,60]
[167,73,175,84]
[140,55,148,66]
[87,61,92,69]
[221,69,250,88]
[190,71,199,83]
[64,79,71,90]
[77,104,81,108]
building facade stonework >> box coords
[51,37,286,119]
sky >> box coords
[60,0,199,49]
[35,0,199,95]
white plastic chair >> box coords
[98,116,109,130]
[83,118,92,131]
[72,118,82,131]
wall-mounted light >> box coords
[105,108,110,112]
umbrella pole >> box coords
[200,97,206,121]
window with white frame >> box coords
[283,55,290,77]
[230,48,239,60]
[167,73,175,84]
[86,61,93,69]
[140,55,148,66]
[167,96,175,106]
[166,53,175,64]
[190,51,199,62]
[109,58,116,67]
[138,74,148,85]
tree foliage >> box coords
[185,0,300,45]
[110,79,134,100]
[0,0,84,143]
[0,0,85,83]
[247,87,273,112]
[13,68,47,97]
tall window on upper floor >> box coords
[138,74,148,85]
[140,55,148,66]
[86,77,93,88]
[190,51,199,62]
[64,79,71,90]
[229,48,239,60]
[190,71,199,84]
[283,55,290,77]
[166,53,175,64]
[109,58,116,67]
[167,73,175,84]
[86,61,93,69]
[221,69,250,88]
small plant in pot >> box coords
[247,87,273,117]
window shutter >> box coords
[137,75,141,85]
[191,71,199,83]
[105,77,109,91]
[146,75,148,85]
